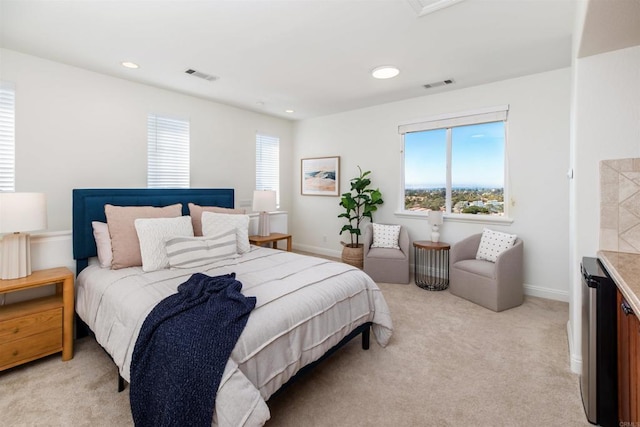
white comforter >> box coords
[76,247,393,426]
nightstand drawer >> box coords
[0,307,63,342]
[0,327,63,369]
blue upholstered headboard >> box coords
[72,188,235,274]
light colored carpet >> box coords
[0,281,589,426]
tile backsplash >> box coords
[600,158,640,254]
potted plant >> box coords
[338,166,384,268]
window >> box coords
[256,133,280,203]
[147,114,190,188]
[401,106,508,216]
[0,82,15,192]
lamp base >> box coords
[431,225,440,243]
[1,232,32,280]
[257,212,270,237]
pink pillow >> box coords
[105,204,182,269]
[92,221,112,268]
[188,203,246,236]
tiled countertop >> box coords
[598,250,640,315]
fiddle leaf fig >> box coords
[338,166,384,247]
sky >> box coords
[404,121,505,189]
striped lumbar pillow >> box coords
[165,228,239,269]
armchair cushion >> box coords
[476,228,517,262]
[451,259,496,279]
[367,247,407,260]
[371,223,401,249]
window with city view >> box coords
[403,120,506,216]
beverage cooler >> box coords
[580,257,617,426]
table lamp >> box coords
[0,192,47,279]
[428,210,443,243]
[252,190,277,237]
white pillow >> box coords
[476,228,517,263]
[371,224,401,249]
[165,229,239,269]
[92,221,112,268]
[134,216,194,272]
[201,211,250,254]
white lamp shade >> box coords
[252,190,277,212]
[0,192,47,233]
[428,210,443,226]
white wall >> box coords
[568,44,640,372]
[573,44,640,258]
[0,48,294,232]
[292,68,572,301]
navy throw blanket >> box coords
[129,272,256,427]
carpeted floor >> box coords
[0,280,589,426]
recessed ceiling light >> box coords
[371,65,400,79]
[285,109,294,113]
[121,61,139,69]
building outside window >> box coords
[0,82,15,192]
[401,106,508,216]
[256,133,280,205]
[147,113,190,188]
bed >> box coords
[72,188,393,426]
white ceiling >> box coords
[578,0,640,58]
[0,0,577,120]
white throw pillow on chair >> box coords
[371,224,401,249]
[476,228,517,262]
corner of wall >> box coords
[567,320,581,374]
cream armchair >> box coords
[363,223,410,284]
[449,233,524,312]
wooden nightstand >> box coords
[249,233,292,251]
[0,267,74,370]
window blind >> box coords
[147,114,190,188]
[256,134,279,202]
[398,105,509,134]
[0,82,15,192]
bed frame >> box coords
[71,188,371,395]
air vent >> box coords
[184,69,218,82]
[423,79,455,89]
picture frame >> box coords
[301,156,340,196]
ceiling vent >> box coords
[423,79,455,89]
[184,69,218,82]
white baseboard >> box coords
[567,320,582,374]
[293,243,570,303]
[293,243,342,259]
[524,283,569,302]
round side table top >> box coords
[413,240,450,250]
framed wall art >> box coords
[301,156,340,196]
